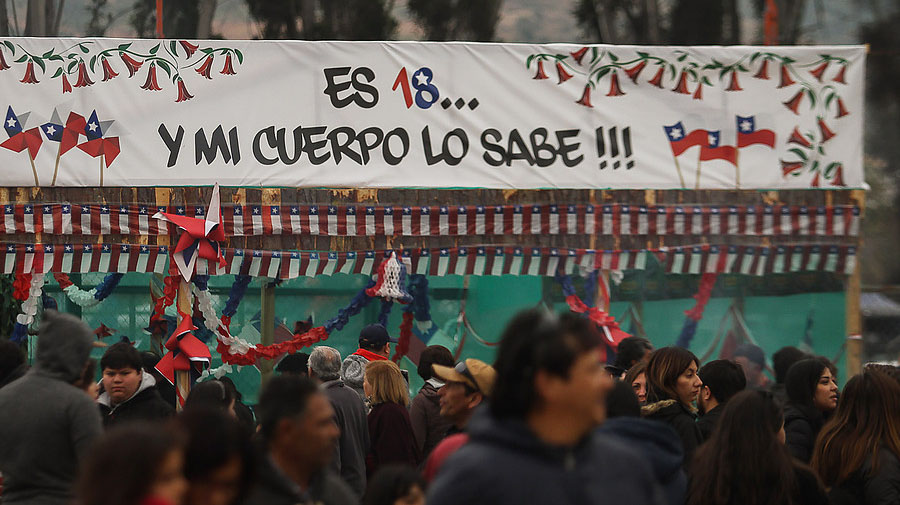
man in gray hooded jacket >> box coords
[0,310,103,505]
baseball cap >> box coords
[733,343,766,368]
[432,358,497,398]
[359,324,398,347]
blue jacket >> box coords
[427,408,665,505]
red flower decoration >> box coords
[607,73,624,96]
[818,118,835,142]
[0,50,9,71]
[783,90,804,114]
[831,164,845,186]
[533,60,548,80]
[556,62,573,84]
[692,82,704,100]
[176,79,194,103]
[778,64,795,88]
[62,74,72,93]
[20,61,38,84]
[648,66,665,88]
[624,60,647,83]
[836,97,850,118]
[141,63,162,91]
[570,47,589,65]
[754,59,770,79]
[726,70,742,91]
[832,65,846,84]
[221,53,236,75]
[781,160,805,176]
[120,53,143,78]
[787,128,812,148]
[811,172,820,187]
[809,61,829,82]
[74,61,94,87]
[672,71,690,94]
[196,55,214,79]
[576,85,592,107]
[101,57,118,81]
[180,41,200,58]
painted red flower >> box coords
[533,60,548,80]
[781,160,805,176]
[62,74,72,93]
[832,65,846,84]
[20,61,39,84]
[0,50,9,71]
[576,84,592,107]
[648,66,665,88]
[783,90,804,114]
[141,63,162,91]
[809,61,829,82]
[672,71,690,94]
[607,73,624,96]
[624,60,647,83]
[121,53,143,78]
[101,57,118,81]
[570,47,589,65]
[787,128,812,148]
[830,164,845,186]
[754,59,769,79]
[811,172,820,187]
[778,64,795,88]
[221,53,236,75]
[556,62,573,84]
[818,118,835,142]
[176,78,194,102]
[74,61,94,87]
[180,41,200,58]
[726,70,742,91]
[836,98,850,118]
[692,82,704,100]
[196,55,214,79]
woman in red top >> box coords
[364,360,420,476]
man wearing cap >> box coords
[432,359,496,436]
[341,324,397,398]
[733,343,770,390]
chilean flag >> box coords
[699,131,737,165]
[663,122,707,156]
[736,115,776,148]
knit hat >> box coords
[340,354,369,390]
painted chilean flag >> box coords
[736,115,776,148]
[663,121,707,156]
[699,131,737,165]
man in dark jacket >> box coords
[340,324,396,398]
[428,309,664,505]
[0,311,103,505]
[244,375,356,505]
[308,346,369,499]
[696,359,746,440]
[97,342,174,427]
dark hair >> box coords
[257,375,319,441]
[363,464,426,505]
[687,390,797,505]
[219,376,243,401]
[490,309,600,419]
[784,358,829,410]
[100,342,143,372]
[864,363,900,384]
[0,340,25,385]
[184,380,234,413]
[645,346,700,406]
[76,422,184,505]
[614,337,653,370]
[698,359,746,404]
[73,359,97,390]
[178,408,256,504]
[417,345,454,381]
[811,370,900,487]
[275,352,309,375]
[606,380,642,418]
[623,360,647,389]
[772,347,808,384]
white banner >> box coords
[0,38,864,189]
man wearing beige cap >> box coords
[432,358,496,436]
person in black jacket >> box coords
[97,342,174,428]
[696,359,746,440]
[641,346,703,469]
[783,357,838,463]
[687,390,828,505]
[811,369,900,505]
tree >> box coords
[85,0,113,36]
[129,0,206,39]
[407,0,502,41]
[244,0,396,40]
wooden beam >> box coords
[845,189,865,378]
[175,279,192,411]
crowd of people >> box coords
[0,308,899,505]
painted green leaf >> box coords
[608,53,618,62]
[595,67,611,81]
[150,44,159,55]
[235,49,243,64]
[14,55,27,63]
[170,41,178,56]
[118,43,132,51]
[158,60,173,78]
[824,162,839,177]
[34,58,45,72]
[788,148,808,161]
[750,52,761,63]
[52,68,63,78]
[3,41,14,52]
[677,54,687,62]
[80,44,89,53]
[90,55,97,71]
[526,54,535,67]
[637,51,649,58]
[42,50,53,58]
[49,55,63,61]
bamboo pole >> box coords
[845,190,865,378]
[175,279,191,411]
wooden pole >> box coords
[845,190,865,378]
[259,280,276,386]
[175,279,191,411]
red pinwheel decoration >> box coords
[2,106,43,185]
[153,183,227,282]
[94,323,116,338]
[155,310,211,387]
[76,110,120,186]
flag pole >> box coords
[51,144,62,186]
[672,154,686,188]
[695,157,702,190]
[735,149,741,189]
[27,153,39,186]
[99,157,104,187]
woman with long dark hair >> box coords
[811,369,900,505]
[687,390,827,505]
[641,346,703,467]
[783,358,839,463]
